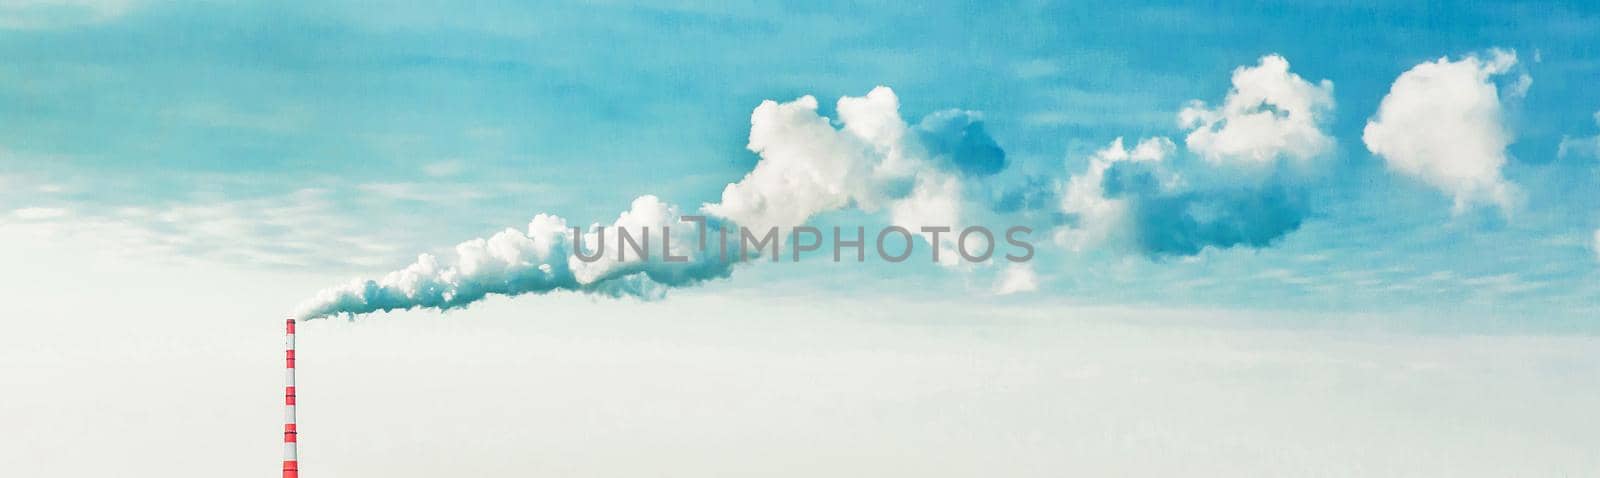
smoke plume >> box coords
[295,54,1342,319]
[294,87,1007,319]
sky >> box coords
[1,1,1599,476]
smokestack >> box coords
[284,318,298,478]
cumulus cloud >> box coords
[888,171,966,263]
[702,92,890,234]
[1557,111,1600,160]
[1180,54,1335,165]
[299,87,1013,319]
[1056,137,1175,251]
[1363,49,1522,213]
[1056,137,1307,257]
[703,86,1004,258]
[1055,54,1330,257]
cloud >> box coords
[887,170,966,264]
[1057,137,1175,252]
[422,160,465,178]
[300,87,1014,319]
[11,207,70,220]
[1557,111,1600,159]
[1507,73,1533,99]
[703,87,1007,233]
[1056,137,1308,257]
[703,86,1005,257]
[2,185,413,269]
[1180,54,1335,164]
[1363,49,1522,214]
[293,195,738,320]
[353,181,549,204]
[701,89,899,234]
[0,0,138,30]
[1055,54,1331,257]
[993,263,1039,295]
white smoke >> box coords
[295,87,1012,319]
[291,195,733,320]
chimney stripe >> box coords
[284,318,298,478]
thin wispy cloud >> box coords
[0,0,138,30]
[1557,111,1600,160]
[2,185,406,269]
[11,206,69,220]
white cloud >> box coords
[0,0,137,30]
[1054,55,1331,257]
[1179,54,1335,165]
[703,86,986,254]
[888,171,965,264]
[6,188,407,269]
[1557,111,1600,159]
[422,160,465,178]
[993,263,1039,295]
[1593,229,1600,263]
[11,207,69,220]
[353,181,549,206]
[1056,137,1176,251]
[702,90,896,233]
[1363,49,1522,214]
[1507,73,1533,99]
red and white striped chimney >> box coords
[284,318,299,478]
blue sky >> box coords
[4,2,1600,476]
[4,1,1595,323]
